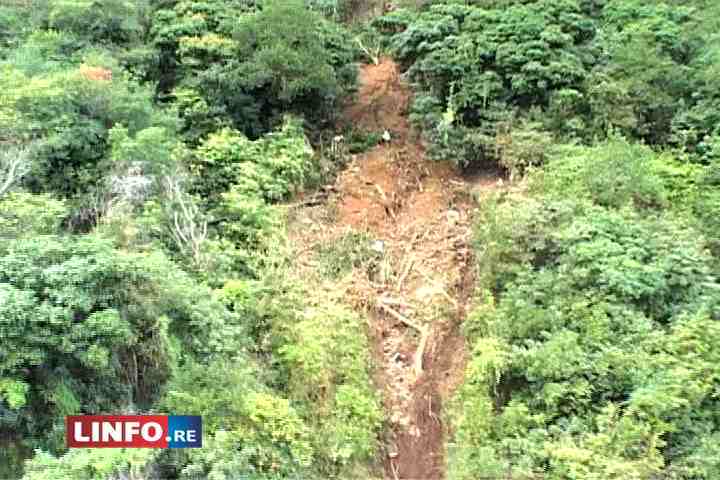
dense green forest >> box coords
[1,0,718,479]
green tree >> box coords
[0,234,239,444]
[152,0,357,141]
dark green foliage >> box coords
[593,1,697,144]
[381,0,720,169]
[381,0,595,168]
[46,0,147,47]
[0,235,239,444]
[458,192,720,478]
[345,127,382,154]
[152,0,358,141]
[1,1,379,479]
[456,127,720,478]
[1,65,178,199]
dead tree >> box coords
[0,146,31,198]
[162,174,207,267]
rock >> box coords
[370,239,385,254]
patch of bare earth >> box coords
[288,59,501,479]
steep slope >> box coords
[289,59,493,479]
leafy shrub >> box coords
[2,31,82,76]
[383,0,720,165]
[493,120,553,179]
[279,302,383,470]
[47,0,145,46]
[221,280,383,474]
[595,0,698,145]
[193,116,315,204]
[454,192,720,479]
[21,448,156,480]
[382,0,595,168]
[692,155,720,258]
[345,128,382,154]
[152,0,358,140]
[534,137,668,209]
[0,193,67,240]
[0,65,177,199]
[207,193,285,280]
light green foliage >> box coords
[194,116,315,203]
[163,358,316,479]
[534,137,668,209]
[3,31,81,76]
[180,415,312,480]
[21,448,156,480]
[280,303,382,466]
[220,280,383,474]
[0,1,377,479]
[158,280,381,479]
[0,192,67,239]
[207,194,284,278]
[0,65,174,198]
[162,358,263,432]
[108,124,184,177]
[184,116,314,281]
[0,378,29,409]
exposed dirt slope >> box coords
[289,59,489,479]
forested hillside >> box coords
[0,1,718,479]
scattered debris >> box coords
[287,58,492,480]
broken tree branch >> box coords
[355,36,380,65]
[0,146,31,198]
[378,301,430,376]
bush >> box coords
[22,448,156,480]
[221,280,383,475]
[382,0,595,169]
[315,231,379,278]
[533,137,668,209]
[0,65,177,199]
[193,116,315,204]
[0,193,67,240]
[152,0,358,140]
[47,0,146,46]
[454,192,720,479]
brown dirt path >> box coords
[289,59,496,479]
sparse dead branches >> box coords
[378,300,430,376]
[162,175,208,267]
[0,145,31,198]
[355,36,381,66]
